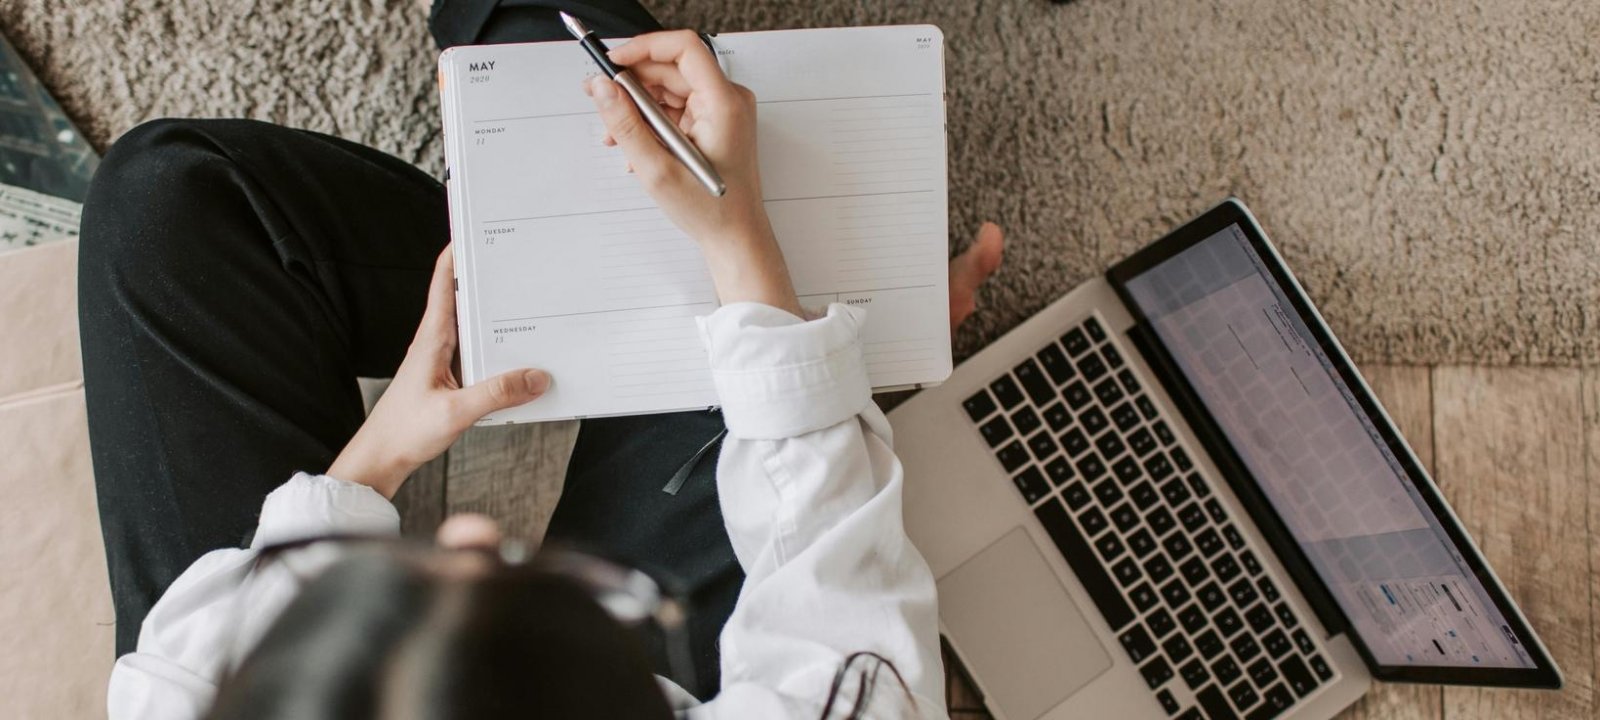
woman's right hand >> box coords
[587,30,801,316]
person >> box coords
[81,1,1004,717]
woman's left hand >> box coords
[328,246,550,498]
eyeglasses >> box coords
[236,534,697,691]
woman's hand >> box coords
[587,30,801,316]
[328,246,549,498]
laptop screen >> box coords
[1119,222,1538,671]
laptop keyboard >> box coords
[962,315,1336,720]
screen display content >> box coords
[1122,224,1537,670]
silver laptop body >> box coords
[890,199,1560,720]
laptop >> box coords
[889,199,1561,720]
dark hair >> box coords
[206,543,916,719]
[206,548,674,720]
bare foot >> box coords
[949,222,1005,332]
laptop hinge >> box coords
[1123,321,1352,638]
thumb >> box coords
[456,369,551,421]
[588,76,674,184]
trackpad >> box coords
[939,527,1113,720]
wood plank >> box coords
[445,420,579,541]
[1434,367,1593,718]
[1585,366,1600,720]
[1337,365,1442,720]
[391,453,448,538]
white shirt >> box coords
[107,302,948,719]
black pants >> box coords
[79,0,739,699]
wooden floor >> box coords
[392,365,1599,719]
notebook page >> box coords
[440,26,949,422]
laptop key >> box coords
[1146,452,1176,483]
[1157,688,1181,716]
[1162,634,1195,664]
[1176,708,1203,720]
[1109,502,1140,533]
[1148,608,1177,638]
[1112,557,1142,587]
[1195,629,1225,659]
[1197,581,1227,612]
[1062,327,1092,356]
[1231,634,1263,664]
[963,390,997,422]
[1013,406,1042,436]
[1130,582,1160,612]
[1094,532,1125,563]
[1245,604,1275,634]
[1205,498,1228,523]
[1224,524,1247,551]
[1113,456,1144,484]
[1129,427,1157,456]
[1152,418,1175,442]
[1132,528,1158,556]
[1212,553,1243,583]
[1140,657,1175,689]
[1215,607,1245,637]
[1292,629,1316,655]
[1178,603,1208,634]
[1061,428,1091,456]
[1171,446,1193,472]
[1102,343,1124,368]
[1195,684,1236,720]
[990,375,1024,409]
[978,415,1014,447]
[1080,506,1109,536]
[1078,353,1108,382]
[1144,555,1175,585]
[1179,658,1211,690]
[1095,431,1126,461]
[1131,481,1160,510]
[1084,316,1107,342]
[1015,359,1055,406]
[1094,377,1124,406]
[1213,657,1243,686]
[1309,655,1333,681]
[1161,532,1194,562]
[1117,367,1141,395]
[1045,456,1075,486]
[1080,407,1110,435]
[1258,577,1281,604]
[1278,655,1319,698]
[1147,507,1177,536]
[1011,466,1050,505]
[1240,549,1264,576]
[1035,498,1133,630]
[996,441,1030,472]
[1111,401,1141,431]
[1177,501,1207,532]
[1043,402,1072,432]
[1195,527,1225,558]
[1064,381,1093,409]
[1119,624,1157,664]
[1262,629,1293,659]
[1248,658,1278,689]
[1187,472,1211,498]
[1180,556,1211,586]
[1028,431,1059,462]
[1037,343,1075,385]
[1160,579,1191,608]
[1063,481,1093,510]
[1227,680,1260,712]
[1133,393,1157,420]
[1076,453,1108,482]
[1228,577,1261,608]
[1249,685,1295,720]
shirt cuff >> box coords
[250,472,401,548]
[697,302,871,440]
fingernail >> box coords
[590,76,615,104]
[524,369,551,393]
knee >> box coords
[80,119,231,274]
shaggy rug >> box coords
[5,0,1595,365]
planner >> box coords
[439,25,950,423]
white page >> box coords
[440,26,949,423]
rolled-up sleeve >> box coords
[693,302,945,719]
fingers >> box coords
[626,60,695,99]
[949,223,1006,332]
[607,30,733,99]
[416,245,459,359]
[588,75,678,188]
[454,368,551,421]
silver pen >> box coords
[560,12,727,197]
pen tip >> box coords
[559,11,586,38]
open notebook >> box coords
[439,26,950,423]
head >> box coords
[205,515,675,720]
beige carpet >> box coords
[5,0,1595,365]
